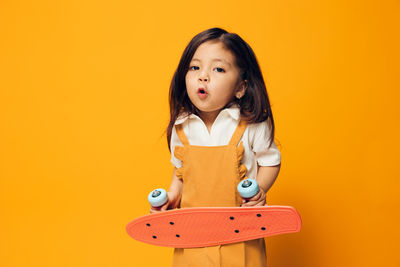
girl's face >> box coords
[185,40,247,119]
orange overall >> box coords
[172,120,267,267]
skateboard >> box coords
[126,179,302,248]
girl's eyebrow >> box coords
[191,58,231,66]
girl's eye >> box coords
[188,66,225,72]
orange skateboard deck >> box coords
[126,205,302,248]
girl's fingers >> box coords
[242,192,262,205]
[255,200,266,206]
[149,201,169,213]
[244,200,265,207]
[241,195,266,207]
[242,200,256,207]
[242,188,267,207]
[161,202,169,211]
[249,191,263,201]
[149,207,159,213]
[247,201,262,207]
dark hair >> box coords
[167,27,276,150]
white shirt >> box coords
[170,105,281,179]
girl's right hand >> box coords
[150,168,183,214]
[149,192,180,214]
[149,203,168,213]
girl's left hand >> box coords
[241,187,267,207]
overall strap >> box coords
[228,120,247,146]
[175,124,190,146]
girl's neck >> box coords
[198,109,221,133]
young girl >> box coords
[151,27,281,267]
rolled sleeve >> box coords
[252,121,281,166]
[170,125,183,168]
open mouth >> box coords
[198,88,207,95]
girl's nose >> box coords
[198,71,209,82]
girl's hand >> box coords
[150,168,183,214]
[241,187,267,207]
[150,191,181,213]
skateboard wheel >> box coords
[237,178,259,198]
[148,188,168,207]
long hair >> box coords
[167,27,276,150]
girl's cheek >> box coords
[185,75,194,85]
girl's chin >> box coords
[190,99,226,115]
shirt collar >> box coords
[174,104,240,125]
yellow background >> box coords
[1,0,399,266]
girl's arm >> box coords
[241,164,281,207]
[150,167,183,213]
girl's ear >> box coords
[235,80,248,99]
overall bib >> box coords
[172,120,267,267]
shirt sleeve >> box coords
[251,121,281,166]
[170,125,183,168]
